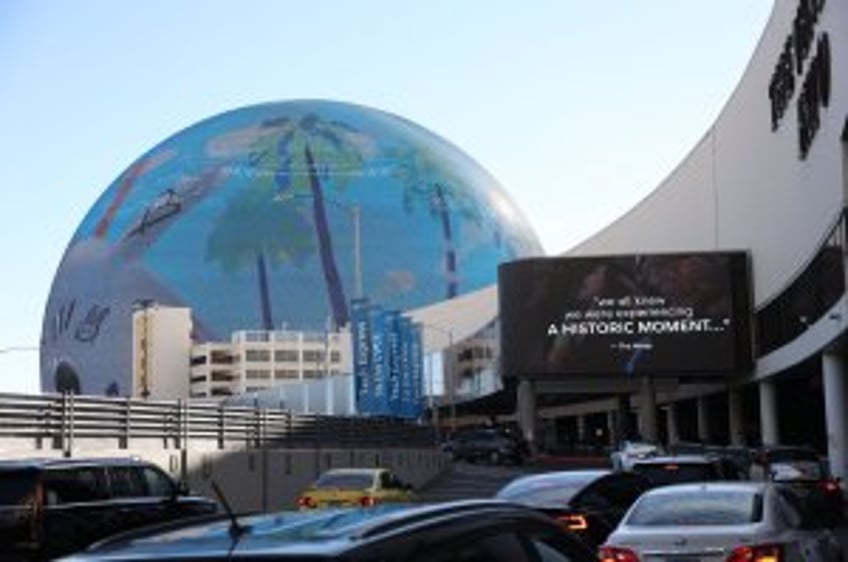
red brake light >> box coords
[726,544,783,562]
[598,545,640,562]
[556,513,588,531]
[297,496,316,509]
[359,495,379,507]
[821,480,840,493]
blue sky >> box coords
[0,1,772,393]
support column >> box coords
[616,394,631,444]
[606,410,618,447]
[697,396,712,443]
[665,402,680,445]
[759,379,779,446]
[517,379,537,454]
[638,377,658,443]
[823,353,848,483]
[576,415,587,446]
[728,386,745,446]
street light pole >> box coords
[421,323,455,435]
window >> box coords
[302,350,324,362]
[627,490,761,526]
[756,210,846,355]
[108,466,145,498]
[274,350,299,362]
[0,469,38,504]
[244,349,270,362]
[44,467,107,504]
[141,466,174,497]
[415,532,530,562]
[579,473,649,509]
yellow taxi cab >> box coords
[296,467,415,509]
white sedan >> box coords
[610,441,662,472]
[600,481,843,562]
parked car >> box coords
[296,467,415,509]
[749,445,827,481]
[448,428,528,465]
[609,441,661,472]
[600,481,843,562]
[494,469,652,549]
[748,444,844,526]
[706,444,756,477]
[59,499,598,561]
[630,454,745,487]
[0,456,218,561]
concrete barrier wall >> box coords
[0,442,448,513]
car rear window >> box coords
[0,469,38,505]
[633,462,719,485]
[497,473,598,504]
[766,449,819,463]
[627,490,761,526]
[314,473,373,489]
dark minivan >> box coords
[0,456,218,560]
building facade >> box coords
[513,0,848,482]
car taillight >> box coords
[726,544,783,562]
[359,495,379,507]
[820,480,840,493]
[598,545,639,562]
[556,513,588,531]
[297,496,316,509]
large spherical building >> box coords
[40,99,543,396]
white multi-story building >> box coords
[130,306,352,400]
[131,304,192,400]
[188,329,352,398]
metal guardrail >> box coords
[0,392,436,453]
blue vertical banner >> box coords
[398,316,413,418]
[368,305,391,415]
[410,322,424,419]
[350,298,373,414]
[385,310,403,416]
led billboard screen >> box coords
[499,252,752,377]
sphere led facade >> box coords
[41,100,543,396]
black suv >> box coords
[448,428,528,465]
[0,456,218,560]
[630,454,745,487]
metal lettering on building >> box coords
[767,0,829,159]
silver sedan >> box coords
[599,481,843,562]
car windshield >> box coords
[627,489,761,526]
[766,449,819,463]
[0,469,38,505]
[496,472,600,504]
[314,472,374,489]
[632,463,717,485]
